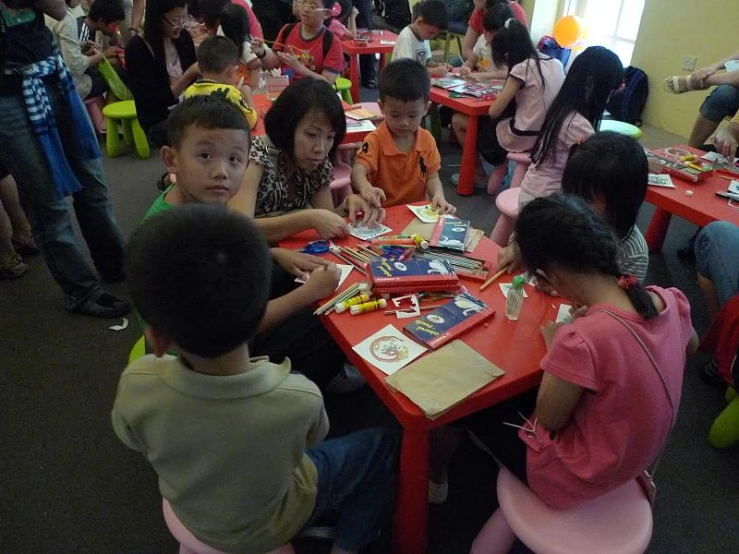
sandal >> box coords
[0,253,28,278]
[663,74,707,94]
[11,235,40,256]
[70,288,131,318]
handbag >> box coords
[97,57,132,101]
[598,309,678,508]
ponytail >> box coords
[617,274,658,320]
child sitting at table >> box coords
[350,58,456,213]
[217,3,275,88]
[391,0,449,77]
[114,204,399,554]
[184,35,258,129]
[259,0,345,84]
[326,1,358,40]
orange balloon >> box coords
[553,15,585,48]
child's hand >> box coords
[303,263,341,300]
[277,51,301,71]
[569,304,588,320]
[350,6,359,18]
[431,194,456,215]
[647,157,663,174]
[310,209,350,239]
[459,65,472,77]
[497,241,522,274]
[540,321,564,349]
[271,247,329,281]
[360,186,386,209]
[104,45,123,58]
[250,37,267,57]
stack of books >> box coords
[367,258,460,295]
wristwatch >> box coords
[128,27,141,35]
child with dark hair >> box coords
[458,4,510,81]
[259,0,344,84]
[218,3,276,88]
[391,0,448,76]
[463,0,527,60]
[475,16,564,186]
[114,204,398,554]
[325,0,358,39]
[518,46,623,207]
[184,35,258,128]
[466,193,697,513]
[351,58,455,212]
[230,78,381,242]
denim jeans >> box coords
[700,84,739,122]
[0,77,125,308]
[305,428,398,551]
[695,221,739,307]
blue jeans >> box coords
[0,78,125,307]
[700,84,739,122]
[305,428,398,551]
[695,221,739,307]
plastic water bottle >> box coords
[505,275,526,321]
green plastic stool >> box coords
[102,100,150,159]
[128,335,147,364]
[708,387,739,449]
[599,119,643,139]
[334,77,353,104]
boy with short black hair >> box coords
[184,35,258,128]
[351,58,455,212]
[79,0,125,43]
[114,204,398,554]
[391,0,449,76]
[146,95,357,392]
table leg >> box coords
[379,52,387,72]
[393,428,429,554]
[350,54,361,105]
[645,208,672,253]
[457,114,479,196]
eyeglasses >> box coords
[297,0,330,12]
[162,14,186,27]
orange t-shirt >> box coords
[354,122,441,207]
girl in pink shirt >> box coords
[518,46,623,207]
[498,193,697,509]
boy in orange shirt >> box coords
[351,58,456,213]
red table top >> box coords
[341,30,398,55]
[647,145,739,227]
[280,206,562,430]
[430,85,498,117]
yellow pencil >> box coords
[479,266,509,291]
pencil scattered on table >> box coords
[479,266,509,291]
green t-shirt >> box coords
[143,186,175,222]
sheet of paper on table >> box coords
[345,118,376,133]
[701,151,739,164]
[352,324,428,375]
[349,222,392,240]
[295,264,353,289]
[556,304,573,324]
[407,203,441,223]
[648,174,675,188]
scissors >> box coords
[300,240,330,254]
[380,246,406,258]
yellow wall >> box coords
[631,0,739,138]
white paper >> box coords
[380,40,395,45]
[295,264,353,289]
[345,119,376,133]
[349,222,392,240]
[729,180,739,195]
[556,304,573,324]
[648,174,675,188]
[701,151,739,164]
[108,318,129,331]
[352,324,428,375]
[499,283,529,299]
[407,203,441,223]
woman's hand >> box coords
[359,186,386,209]
[310,209,350,239]
[251,37,267,57]
[714,126,739,160]
[497,241,522,274]
[692,66,716,87]
[343,194,385,225]
[271,247,329,281]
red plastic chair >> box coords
[490,188,520,246]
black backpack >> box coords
[278,23,335,62]
[606,66,649,127]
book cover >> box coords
[403,292,495,350]
[430,218,470,252]
[368,258,457,284]
[431,77,468,90]
[450,82,502,99]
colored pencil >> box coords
[479,266,509,291]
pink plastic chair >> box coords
[486,152,531,195]
[469,468,653,554]
[84,95,106,134]
[162,499,295,554]
[489,188,520,246]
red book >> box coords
[367,258,459,294]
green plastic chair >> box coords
[102,100,150,159]
[128,335,147,364]
[599,119,643,139]
[708,386,739,449]
[334,77,353,104]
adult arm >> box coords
[36,0,66,20]
[488,76,521,118]
[461,27,479,61]
[714,116,739,159]
[130,0,144,33]
[55,15,98,77]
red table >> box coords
[341,30,397,104]
[429,87,497,196]
[645,145,739,252]
[281,205,564,554]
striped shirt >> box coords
[618,226,649,282]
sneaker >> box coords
[428,475,448,504]
[677,229,700,260]
[326,362,366,393]
[0,253,28,279]
[70,289,131,318]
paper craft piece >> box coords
[345,119,376,133]
[701,151,739,164]
[729,180,739,195]
[556,304,573,324]
[109,318,129,331]
[391,294,421,319]
[295,264,353,289]
[349,222,392,240]
[352,324,428,375]
[499,282,529,299]
[385,340,505,419]
[648,174,675,188]
[407,203,441,223]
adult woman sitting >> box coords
[125,0,200,147]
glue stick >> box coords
[350,298,387,315]
[336,291,373,313]
[410,234,430,250]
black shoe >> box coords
[71,289,131,318]
[677,229,700,260]
[701,358,727,388]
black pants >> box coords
[352,0,376,84]
[477,99,517,166]
[143,118,170,149]
[251,262,344,390]
[252,0,294,42]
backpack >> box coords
[278,22,335,64]
[606,66,649,127]
[537,35,571,68]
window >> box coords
[562,0,645,66]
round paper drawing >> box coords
[427,314,444,324]
[370,335,410,363]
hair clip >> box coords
[504,18,513,29]
[331,2,342,16]
[618,274,637,290]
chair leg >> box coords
[487,164,508,195]
[443,32,451,62]
[509,162,529,189]
[131,117,151,159]
[427,104,442,143]
[122,118,134,146]
[455,35,463,57]
[708,394,739,449]
[490,214,514,246]
[469,509,517,554]
[106,117,121,157]
[341,88,353,104]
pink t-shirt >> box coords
[230,0,264,39]
[496,55,564,152]
[327,18,349,39]
[468,1,528,35]
[520,286,692,509]
[519,112,594,199]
